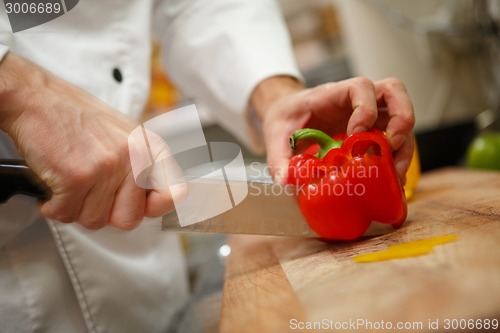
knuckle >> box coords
[309,82,331,100]
[353,76,374,89]
[400,112,416,127]
[407,114,416,127]
[295,91,313,112]
[67,153,122,187]
[97,151,121,174]
[383,77,406,90]
[317,81,334,92]
[66,166,94,187]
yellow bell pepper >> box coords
[404,137,420,200]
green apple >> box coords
[466,132,500,170]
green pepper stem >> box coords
[290,128,342,158]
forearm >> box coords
[0,52,49,133]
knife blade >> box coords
[0,159,49,203]
[162,180,319,237]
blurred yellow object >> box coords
[142,42,180,121]
[404,137,421,200]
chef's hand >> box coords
[0,53,176,230]
[251,76,415,184]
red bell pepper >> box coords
[287,128,407,240]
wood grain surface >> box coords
[220,168,500,333]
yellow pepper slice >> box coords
[353,234,459,263]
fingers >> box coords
[40,164,143,230]
[263,77,396,183]
[130,130,186,217]
[392,133,415,185]
[374,78,416,151]
[77,181,118,229]
[374,78,415,184]
[144,148,188,216]
[40,167,92,223]
[343,78,378,135]
[265,137,292,184]
[266,154,292,185]
[296,78,379,135]
[262,76,416,188]
[41,135,179,230]
[144,187,177,218]
[108,173,145,230]
[302,77,414,144]
[263,118,297,184]
[40,187,87,224]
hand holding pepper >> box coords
[251,76,416,185]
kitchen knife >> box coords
[0,159,49,203]
[0,160,394,237]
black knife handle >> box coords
[0,159,50,203]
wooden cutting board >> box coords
[220,168,500,333]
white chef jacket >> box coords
[0,0,300,332]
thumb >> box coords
[266,139,292,184]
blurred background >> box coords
[145,1,500,331]
[146,0,500,172]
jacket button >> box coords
[112,68,123,83]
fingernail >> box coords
[352,126,367,134]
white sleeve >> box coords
[153,0,302,153]
[0,45,9,61]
